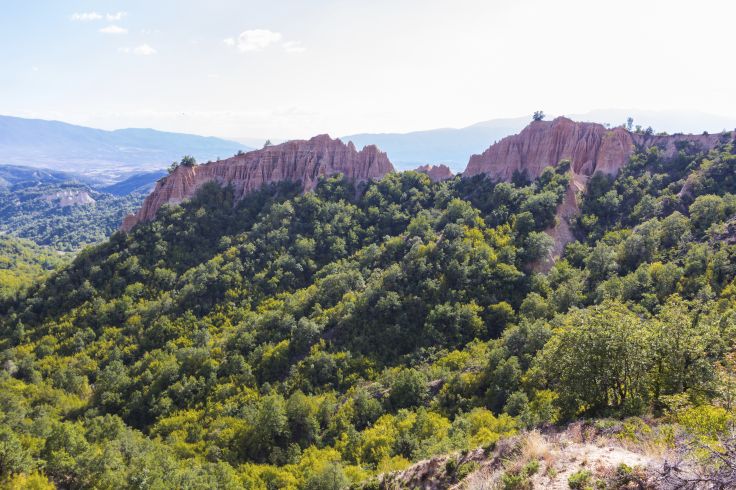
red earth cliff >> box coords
[414,164,454,182]
[464,116,727,265]
[122,135,394,231]
[465,116,725,181]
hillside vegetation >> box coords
[1,137,736,488]
[0,236,66,301]
[0,182,144,251]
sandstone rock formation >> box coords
[464,116,728,266]
[414,164,454,182]
[122,135,394,231]
[465,116,725,181]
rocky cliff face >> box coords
[414,164,454,182]
[122,135,394,231]
[464,116,724,181]
[464,117,727,266]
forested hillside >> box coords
[1,136,736,488]
[0,183,144,251]
[0,236,66,301]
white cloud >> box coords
[70,12,102,21]
[230,29,282,52]
[282,41,306,53]
[106,12,127,21]
[119,44,157,56]
[133,44,157,56]
[99,25,128,34]
[225,30,304,54]
[71,11,127,22]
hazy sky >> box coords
[2,0,735,140]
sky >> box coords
[1,0,736,141]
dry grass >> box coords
[626,435,671,462]
[568,422,585,443]
[520,431,547,460]
[520,430,556,472]
[463,468,498,490]
[382,423,661,490]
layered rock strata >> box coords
[122,135,394,231]
[465,116,724,181]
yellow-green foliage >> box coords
[3,472,56,490]
[616,417,653,443]
[464,408,518,447]
[675,405,734,439]
[2,149,736,488]
[0,236,65,299]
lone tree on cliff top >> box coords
[180,155,197,167]
[168,155,197,173]
[533,111,545,121]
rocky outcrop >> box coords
[122,135,394,231]
[43,190,95,207]
[465,117,728,266]
[414,164,454,182]
[464,116,725,181]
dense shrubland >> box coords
[0,236,66,302]
[1,137,736,488]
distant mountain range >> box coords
[100,171,168,196]
[343,109,736,171]
[2,110,735,183]
[343,117,528,172]
[0,115,251,183]
[0,163,164,196]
